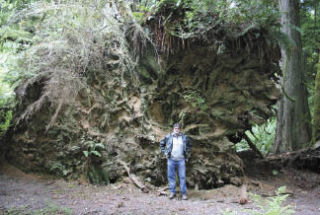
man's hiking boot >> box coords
[169,193,176,199]
[182,194,188,200]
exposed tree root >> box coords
[239,183,248,204]
[118,160,149,193]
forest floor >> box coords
[1,159,320,215]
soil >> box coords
[1,161,320,215]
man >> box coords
[160,123,192,200]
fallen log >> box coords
[266,146,320,173]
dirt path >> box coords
[0,163,320,215]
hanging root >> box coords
[45,99,63,132]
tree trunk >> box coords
[312,57,320,144]
[273,0,311,153]
[314,0,317,36]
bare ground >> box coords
[0,162,320,215]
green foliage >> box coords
[48,136,105,178]
[236,118,276,155]
[236,138,250,152]
[0,56,14,135]
[0,0,39,136]
[0,0,38,82]
[79,135,108,184]
[0,110,12,135]
[248,186,295,215]
[136,0,280,38]
[222,186,294,215]
[82,141,105,158]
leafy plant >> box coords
[82,141,105,158]
[248,118,276,154]
[0,110,12,135]
[79,136,108,184]
[236,118,276,155]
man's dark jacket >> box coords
[160,133,192,159]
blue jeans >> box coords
[167,158,187,195]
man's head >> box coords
[173,123,181,135]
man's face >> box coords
[173,127,180,135]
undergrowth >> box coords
[223,186,295,215]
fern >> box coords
[81,137,105,158]
[236,118,276,155]
[248,186,295,215]
[222,186,295,215]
